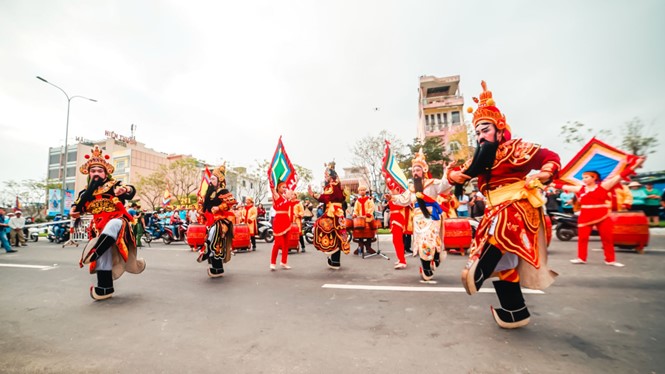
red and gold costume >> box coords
[197,165,237,277]
[437,192,458,218]
[241,197,258,250]
[352,186,376,254]
[311,162,350,269]
[576,184,616,263]
[291,197,306,250]
[76,146,145,301]
[452,81,560,329]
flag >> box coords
[162,189,172,207]
[382,140,409,193]
[197,166,212,201]
[14,195,21,212]
[268,136,298,190]
[558,137,639,185]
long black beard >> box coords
[413,176,431,219]
[465,140,499,178]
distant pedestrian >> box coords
[8,210,27,247]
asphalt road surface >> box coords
[1,231,664,374]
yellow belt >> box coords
[487,180,545,209]
[581,204,610,209]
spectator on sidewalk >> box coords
[0,210,16,252]
[9,210,27,247]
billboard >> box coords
[47,189,75,216]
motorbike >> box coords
[162,222,188,244]
[47,221,71,243]
[303,220,314,244]
[551,212,600,241]
[144,221,167,244]
[257,217,274,243]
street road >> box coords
[1,232,664,373]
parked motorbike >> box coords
[144,222,167,243]
[303,220,314,244]
[162,222,189,244]
[551,212,600,241]
[257,217,274,243]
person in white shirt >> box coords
[8,210,27,246]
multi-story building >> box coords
[47,131,267,214]
[417,75,473,162]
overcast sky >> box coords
[1,0,663,189]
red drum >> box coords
[353,220,377,240]
[232,224,251,250]
[344,218,354,229]
[353,217,367,229]
[610,211,649,252]
[544,215,552,247]
[443,219,472,251]
[371,219,382,230]
[287,223,300,250]
[186,223,207,250]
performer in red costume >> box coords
[75,146,146,300]
[563,171,631,267]
[241,197,258,251]
[196,165,237,278]
[270,182,294,270]
[352,184,376,255]
[387,195,412,269]
[308,162,350,269]
[448,81,560,328]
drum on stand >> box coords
[443,218,472,255]
[610,211,649,253]
[287,222,301,252]
[232,223,251,251]
[353,217,367,229]
[186,223,207,251]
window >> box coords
[242,180,246,187]
[449,141,461,152]
[436,113,442,124]
[48,169,60,179]
[49,154,60,165]
[451,111,460,124]
[67,152,77,162]
[66,167,76,177]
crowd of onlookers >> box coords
[0,209,28,252]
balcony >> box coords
[422,95,464,109]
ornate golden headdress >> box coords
[212,164,227,188]
[467,80,510,132]
[411,148,429,173]
[80,145,114,175]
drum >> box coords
[344,218,354,229]
[186,224,207,250]
[610,211,649,252]
[353,217,367,229]
[232,224,251,250]
[371,219,382,230]
[287,223,300,250]
[443,218,472,251]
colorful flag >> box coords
[162,189,172,207]
[558,137,639,185]
[382,140,409,193]
[268,136,298,190]
[197,166,212,201]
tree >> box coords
[0,179,50,220]
[621,117,659,156]
[559,121,613,148]
[161,157,202,205]
[293,164,313,192]
[350,130,404,195]
[249,159,271,204]
[135,173,167,211]
[398,136,448,179]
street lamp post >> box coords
[37,76,97,216]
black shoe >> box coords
[491,280,531,329]
[6,249,17,253]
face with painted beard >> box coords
[88,166,107,188]
[464,121,501,178]
[411,165,430,218]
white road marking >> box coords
[322,284,545,294]
[0,263,59,271]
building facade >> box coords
[417,75,473,162]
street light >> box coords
[37,76,97,216]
